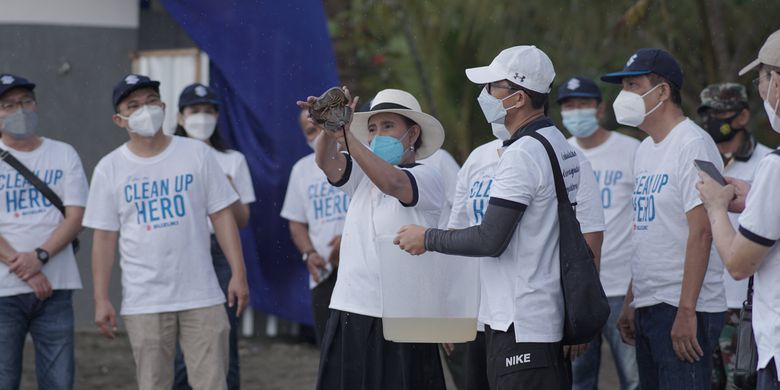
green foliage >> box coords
[325,0,780,161]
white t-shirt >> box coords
[482,122,585,343]
[419,149,460,228]
[737,151,780,378]
[83,136,239,315]
[0,138,88,297]
[206,148,256,233]
[719,142,773,308]
[447,136,605,335]
[281,153,350,289]
[448,139,605,233]
[570,132,639,297]
[213,149,256,204]
[631,118,726,312]
[328,155,443,317]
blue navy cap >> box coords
[601,48,684,89]
[0,74,36,98]
[178,83,220,111]
[556,76,601,103]
[112,74,160,110]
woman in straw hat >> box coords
[298,87,447,390]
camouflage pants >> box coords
[712,309,741,390]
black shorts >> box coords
[316,310,446,390]
[485,325,571,390]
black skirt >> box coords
[316,309,446,390]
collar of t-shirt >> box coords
[502,116,556,148]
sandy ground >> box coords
[20,331,620,389]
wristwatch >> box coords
[302,250,316,262]
[35,248,50,265]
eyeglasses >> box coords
[0,98,36,112]
[752,73,771,90]
[485,82,519,94]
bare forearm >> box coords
[679,226,711,311]
[0,235,16,265]
[706,208,737,271]
[211,208,247,279]
[40,206,84,258]
[229,202,250,229]
[314,132,347,183]
[91,230,118,302]
[584,231,604,272]
[289,221,314,254]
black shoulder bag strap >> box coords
[525,131,610,344]
[0,148,79,253]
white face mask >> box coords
[491,123,511,141]
[612,83,663,127]
[477,86,520,125]
[184,113,217,141]
[763,73,780,133]
[118,105,165,137]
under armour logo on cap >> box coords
[124,75,140,85]
[195,85,208,97]
[513,73,526,82]
[567,78,580,90]
[0,75,15,85]
[626,54,638,67]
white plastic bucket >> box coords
[376,234,479,343]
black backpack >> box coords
[525,131,610,345]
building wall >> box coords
[0,1,138,329]
[0,0,217,330]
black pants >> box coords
[464,331,490,390]
[485,325,571,390]
[311,268,338,346]
[316,310,446,390]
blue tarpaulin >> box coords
[160,0,340,325]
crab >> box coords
[309,87,353,132]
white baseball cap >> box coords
[739,29,780,76]
[465,45,556,93]
[351,89,445,160]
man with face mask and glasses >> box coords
[442,75,606,389]
[0,74,88,390]
[697,28,780,390]
[557,76,640,390]
[696,83,772,390]
[83,74,249,390]
[601,49,727,390]
[395,45,602,390]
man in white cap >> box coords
[697,29,780,389]
[298,88,447,389]
[395,45,594,389]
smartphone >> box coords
[694,159,727,186]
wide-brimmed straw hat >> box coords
[350,89,445,160]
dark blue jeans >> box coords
[572,295,639,390]
[634,303,724,390]
[173,236,239,390]
[0,290,74,390]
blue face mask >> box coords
[370,128,412,165]
[561,108,599,138]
